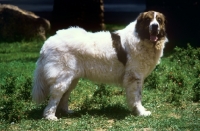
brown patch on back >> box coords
[110,32,127,66]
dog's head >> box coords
[135,11,166,42]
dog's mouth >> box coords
[150,35,158,42]
[149,31,159,42]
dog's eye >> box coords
[157,18,162,23]
[146,17,151,22]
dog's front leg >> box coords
[123,72,151,116]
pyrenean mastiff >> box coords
[32,11,168,120]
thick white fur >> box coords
[32,20,168,120]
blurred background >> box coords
[0,0,145,24]
[0,0,199,48]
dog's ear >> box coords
[136,12,145,23]
[159,28,166,37]
[135,12,148,36]
[162,13,167,24]
[160,13,167,36]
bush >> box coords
[0,61,34,123]
[0,74,32,122]
[193,79,200,102]
[145,44,200,105]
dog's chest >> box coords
[129,42,163,77]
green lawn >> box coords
[0,35,199,130]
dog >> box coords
[32,11,168,120]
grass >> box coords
[0,31,199,130]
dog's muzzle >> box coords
[149,24,160,42]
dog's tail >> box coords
[32,58,49,104]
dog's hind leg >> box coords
[123,73,151,116]
[57,78,79,115]
[43,75,75,120]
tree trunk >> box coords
[52,0,104,32]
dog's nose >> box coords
[152,24,158,30]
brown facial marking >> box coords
[110,32,127,66]
[156,12,166,38]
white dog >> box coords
[32,11,168,120]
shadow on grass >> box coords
[26,103,131,121]
[26,89,130,120]
[57,104,131,120]
[26,105,45,120]
[26,85,130,121]
[26,102,130,121]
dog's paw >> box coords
[138,110,151,116]
[45,115,58,121]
